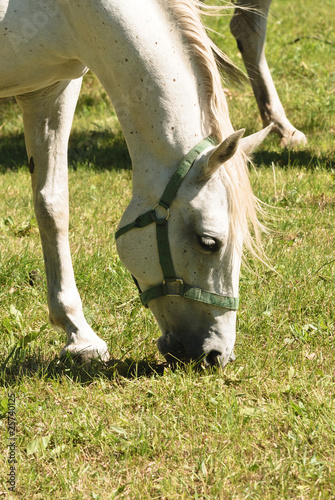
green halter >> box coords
[115,137,239,311]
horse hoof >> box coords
[280,129,307,148]
[60,339,110,363]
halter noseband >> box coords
[115,137,239,311]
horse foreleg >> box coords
[230,0,307,147]
[16,79,110,362]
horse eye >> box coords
[197,235,219,252]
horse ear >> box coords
[204,129,245,178]
[239,123,274,156]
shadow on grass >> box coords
[0,348,241,386]
[0,129,131,174]
[1,127,334,174]
[253,148,335,170]
[0,353,167,386]
[0,351,247,389]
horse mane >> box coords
[164,0,266,261]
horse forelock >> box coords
[164,0,265,261]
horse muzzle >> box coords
[157,330,235,369]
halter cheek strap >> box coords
[115,137,239,311]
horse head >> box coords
[116,125,272,368]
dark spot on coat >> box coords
[29,157,34,174]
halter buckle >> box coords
[163,278,184,297]
[151,203,170,223]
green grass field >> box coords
[1,0,334,498]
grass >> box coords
[0,0,334,498]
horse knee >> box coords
[230,8,242,39]
[34,190,68,232]
[230,15,244,54]
[230,7,266,57]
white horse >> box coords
[0,0,272,368]
[229,0,307,147]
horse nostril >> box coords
[205,350,222,367]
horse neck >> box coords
[70,0,217,200]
